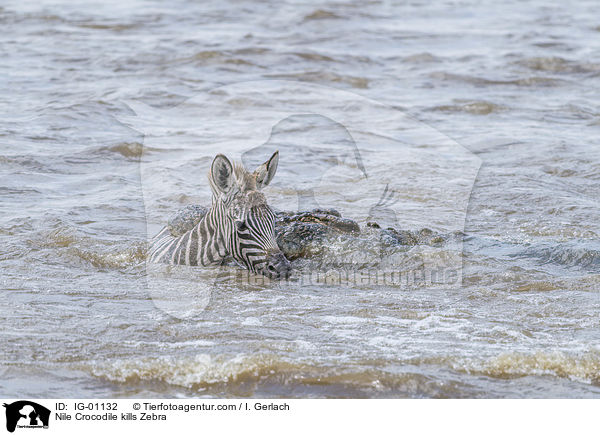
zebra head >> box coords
[209,151,291,279]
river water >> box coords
[1,0,599,398]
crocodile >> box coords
[166,204,454,262]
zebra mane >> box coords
[232,162,258,192]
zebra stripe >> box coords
[149,201,230,267]
[148,201,280,273]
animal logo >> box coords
[366,184,399,229]
[3,401,50,433]
[241,114,368,212]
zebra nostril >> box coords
[264,252,291,278]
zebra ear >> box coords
[254,151,279,189]
[210,154,234,195]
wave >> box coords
[37,226,147,269]
[80,349,600,398]
[265,71,369,89]
[102,142,144,159]
[82,354,308,391]
[516,56,600,74]
[79,353,460,398]
[69,244,147,269]
[428,100,505,115]
[303,10,342,21]
[514,241,600,272]
[469,235,600,274]
[429,71,563,87]
[451,351,600,384]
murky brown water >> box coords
[1,0,599,398]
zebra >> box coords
[148,151,292,279]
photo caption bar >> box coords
[0,399,595,435]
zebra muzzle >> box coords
[263,252,292,279]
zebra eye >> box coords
[235,220,247,232]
